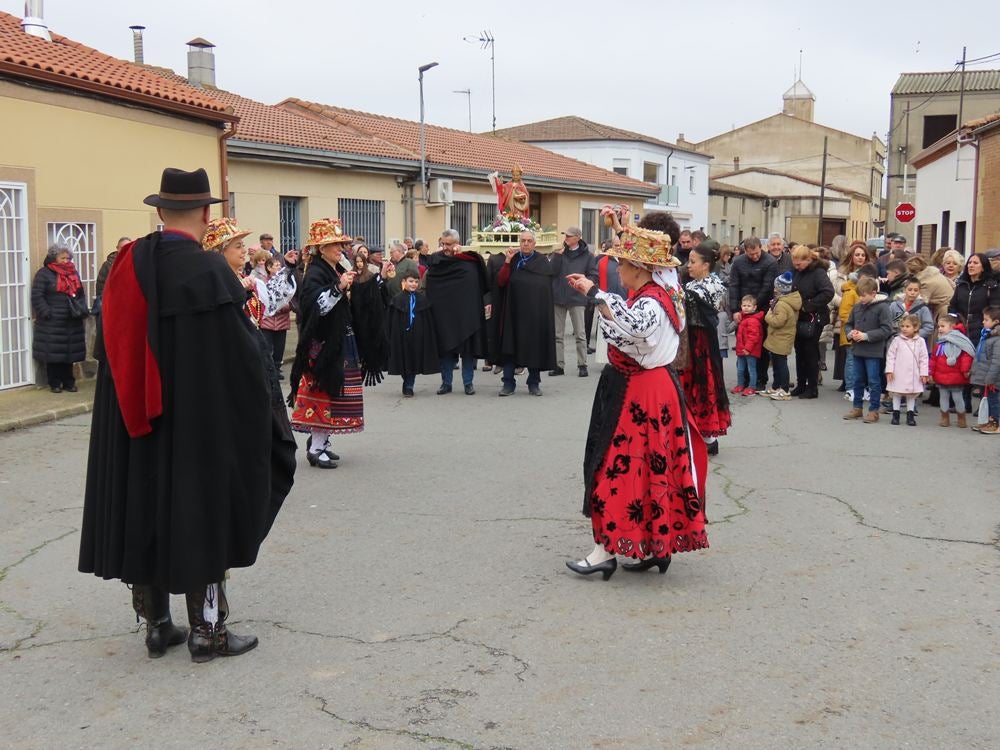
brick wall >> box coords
[976,128,1000,250]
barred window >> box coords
[47,222,97,301]
[339,198,386,250]
[451,201,472,244]
[279,196,302,251]
[581,209,597,247]
[477,202,496,230]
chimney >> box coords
[129,25,146,64]
[21,0,51,41]
[186,38,216,88]
[734,156,740,171]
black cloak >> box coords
[495,253,557,370]
[79,233,296,594]
[385,291,440,375]
[349,273,389,385]
[424,251,489,358]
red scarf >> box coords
[46,261,82,297]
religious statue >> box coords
[488,165,530,219]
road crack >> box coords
[305,690,482,749]
[0,528,77,583]
[775,487,1000,552]
[708,461,752,525]
[247,618,530,682]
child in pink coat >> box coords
[885,313,929,426]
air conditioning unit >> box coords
[427,178,453,205]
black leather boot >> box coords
[132,585,188,658]
[906,410,917,426]
[890,410,900,425]
[185,583,259,663]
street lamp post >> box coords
[418,62,439,201]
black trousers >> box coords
[794,331,822,391]
[46,361,75,388]
[584,303,595,346]
[756,320,770,388]
[259,329,287,368]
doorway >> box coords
[0,183,34,389]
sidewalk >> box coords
[0,327,298,433]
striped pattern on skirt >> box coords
[290,333,365,435]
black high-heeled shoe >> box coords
[565,558,617,580]
[622,556,671,574]
[306,451,337,469]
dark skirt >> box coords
[679,326,732,437]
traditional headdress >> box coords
[307,218,353,248]
[605,224,681,268]
[202,217,250,251]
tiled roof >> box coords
[0,11,232,120]
[492,116,700,155]
[965,110,1000,131]
[712,167,861,197]
[210,90,415,160]
[708,179,768,199]
[892,69,1000,96]
[281,100,657,194]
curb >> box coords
[0,400,93,434]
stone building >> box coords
[686,80,885,242]
[887,70,1000,238]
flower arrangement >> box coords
[482,210,543,233]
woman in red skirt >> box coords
[680,242,732,455]
[287,219,385,469]
[566,222,708,581]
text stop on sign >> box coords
[895,203,916,222]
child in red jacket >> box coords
[730,295,765,396]
[929,313,975,427]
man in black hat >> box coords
[78,167,296,663]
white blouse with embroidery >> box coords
[595,290,679,369]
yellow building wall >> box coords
[0,80,223,271]
[228,160,404,249]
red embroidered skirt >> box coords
[678,326,732,437]
[291,336,364,434]
[589,365,709,559]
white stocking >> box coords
[203,583,220,626]
[580,543,613,566]
[309,430,331,455]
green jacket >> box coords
[763,291,802,356]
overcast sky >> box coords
[8,0,1000,145]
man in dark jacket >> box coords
[729,237,778,389]
[424,229,489,395]
[494,231,557,395]
[548,227,598,377]
[767,233,793,275]
[79,167,296,663]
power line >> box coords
[886,64,960,141]
[963,49,1000,64]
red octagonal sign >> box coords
[895,202,916,223]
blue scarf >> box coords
[976,327,992,361]
[515,251,535,270]
[406,292,416,331]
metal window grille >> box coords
[477,202,496,230]
[338,199,385,250]
[47,222,98,303]
[581,209,597,247]
[0,184,33,389]
[279,196,301,251]
[451,201,472,244]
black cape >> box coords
[424,251,489,358]
[485,252,507,362]
[79,233,296,593]
[494,253,557,369]
[385,291,440,375]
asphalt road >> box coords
[1,355,998,749]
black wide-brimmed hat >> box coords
[143,167,224,210]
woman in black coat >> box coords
[950,253,1000,345]
[31,245,88,392]
[790,245,834,399]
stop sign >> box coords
[895,203,916,223]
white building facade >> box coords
[529,139,711,231]
[912,134,976,254]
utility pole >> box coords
[453,88,472,132]
[418,62,439,200]
[956,46,967,181]
[465,31,495,132]
[817,136,828,245]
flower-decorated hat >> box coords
[606,224,680,268]
[307,218,353,247]
[202,217,251,251]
